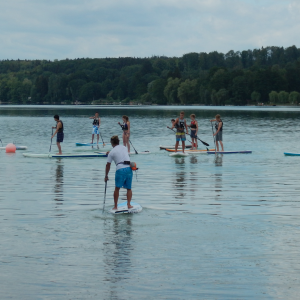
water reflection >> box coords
[214,154,223,202]
[53,161,64,203]
[174,158,186,200]
[214,154,223,167]
[103,217,133,290]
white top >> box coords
[107,145,130,170]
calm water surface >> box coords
[0,105,300,299]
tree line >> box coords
[0,45,300,105]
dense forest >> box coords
[0,45,300,106]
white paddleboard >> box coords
[207,151,252,154]
[96,151,151,155]
[23,153,107,158]
[0,146,27,150]
[109,201,142,214]
[169,152,189,157]
[160,145,192,150]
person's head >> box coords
[171,119,175,125]
[122,115,129,122]
[180,111,184,118]
[190,114,195,120]
[110,135,120,147]
[54,115,59,121]
[215,114,221,121]
[95,112,99,117]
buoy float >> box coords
[6,143,16,153]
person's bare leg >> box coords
[57,142,62,155]
[113,187,120,210]
[97,134,99,144]
[123,133,126,146]
[175,141,179,152]
[182,141,185,153]
[191,138,195,150]
[91,134,94,144]
[127,134,130,153]
[127,189,133,208]
[216,141,220,152]
[220,141,224,151]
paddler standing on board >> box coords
[89,112,101,144]
[210,114,224,152]
[171,111,188,153]
[105,135,133,210]
[51,115,64,155]
[187,114,198,150]
[118,115,130,153]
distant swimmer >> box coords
[105,135,133,210]
[89,112,101,144]
[187,114,198,150]
[51,115,64,155]
[210,114,224,152]
[172,111,188,153]
[118,115,130,153]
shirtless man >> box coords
[51,115,64,155]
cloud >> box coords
[0,0,299,60]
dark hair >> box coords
[122,115,129,121]
[190,114,196,118]
[180,111,184,115]
[95,112,99,114]
[171,119,175,122]
[54,115,59,120]
[110,135,120,145]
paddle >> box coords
[49,128,54,152]
[167,126,209,150]
[118,123,138,154]
[99,132,106,147]
[102,181,107,213]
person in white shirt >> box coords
[105,135,133,210]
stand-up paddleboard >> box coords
[169,152,189,157]
[23,153,107,158]
[284,152,300,156]
[207,151,252,154]
[0,146,27,150]
[109,201,143,214]
[96,151,151,155]
[166,148,215,153]
[160,145,192,150]
[76,142,100,146]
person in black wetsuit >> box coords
[51,115,64,155]
[89,112,101,144]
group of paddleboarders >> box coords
[168,111,224,153]
[50,110,223,211]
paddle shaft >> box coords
[102,181,107,213]
[99,132,106,147]
[119,123,138,154]
[49,128,54,152]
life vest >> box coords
[176,118,185,132]
[57,120,63,133]
[191,120,197,129]
[93,118,99,126]
[121,122,128,131]
[215,119,223,132]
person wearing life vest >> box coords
[118,115,130,153]
[105,135,134,210]
[171,111,188,153]
[187,114,198,150]
[210,114,224,152]
[89,112,101,144]
[51,115,64,155]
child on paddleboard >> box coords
[51,115,64,155]
[210,114,224,152]
[187,114,198,150]
[172,111,188,153]
[89,112,101,144]
[118,115,130,153]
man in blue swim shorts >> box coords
[105,135,133,210]
[171,111,188,153]
[51,115,64,155]
[89,112,101,144]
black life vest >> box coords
[93,118,99,126]
[57,120,63,133]
[215,119,223,132]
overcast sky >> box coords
[0,0,299,60]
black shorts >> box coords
[57,132,64,143]
[190,130,197,138]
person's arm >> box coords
[171,118,179,129]
[185,120,188,134]
[105,162,111,181]
[89,116,95,119]
[52,122,61,138]
[210,119,216,122]
[127,121,130,134]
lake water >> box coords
[1,105,300,299]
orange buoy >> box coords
[6,143,16,153]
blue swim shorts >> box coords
[176,133,186,142]
[115,167,133,189]
[92,125,99,135]
[57,132,64,143]
[190,130,197,138]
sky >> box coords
[0,0,299,60]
